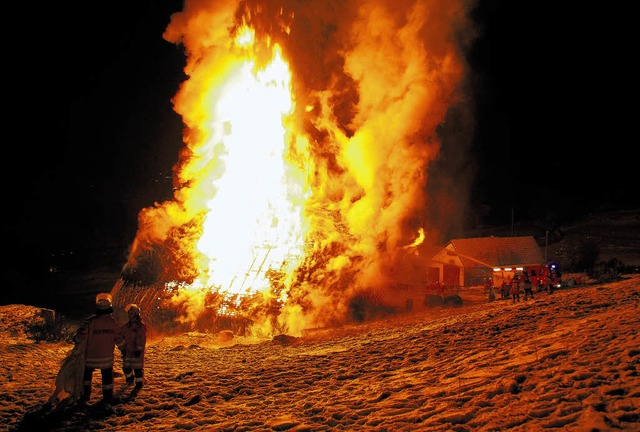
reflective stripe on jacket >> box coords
[75,311,122,370]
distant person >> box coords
[545,271,556,294]
[501,280,510,299]
[484,278,495,302]
[118,304,148,390]
[74,293,123,403]
[510,276,521,303]
[523,273,534,300]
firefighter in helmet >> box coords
[117,303,147,389]
[74,292,123,402]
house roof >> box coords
[447,236,544,269]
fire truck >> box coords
[492,262,562,294]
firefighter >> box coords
[523,272,534,300]
[501,280,510,299]
[545,271,557,294]
[510,275,521,303]
[74,293,122,402]
[484,277,495,302]
[117,304,147,390]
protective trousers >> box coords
[81,367,114,401]
[123,366,144,389]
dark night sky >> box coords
[7,1,185,256]
[4,1,635,275]
[467,2,634,226]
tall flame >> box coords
[118,0,476,336]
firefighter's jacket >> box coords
[118,317,147,369]
[74,310,122,370]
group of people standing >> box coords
[486,270,562,304]
[68,293,147,403]
[506,273,535,303]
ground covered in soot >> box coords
[2,275,639,431]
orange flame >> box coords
[121,0,473,336]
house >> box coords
[427,236,544,288]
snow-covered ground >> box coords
[2,275,639,431]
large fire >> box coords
[112,0,475,337]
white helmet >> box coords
[96,293,113,310]
[125,303,140,316]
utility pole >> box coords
[545,230,549,264]
[511,207,514,237]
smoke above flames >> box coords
[116,0,478,336]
